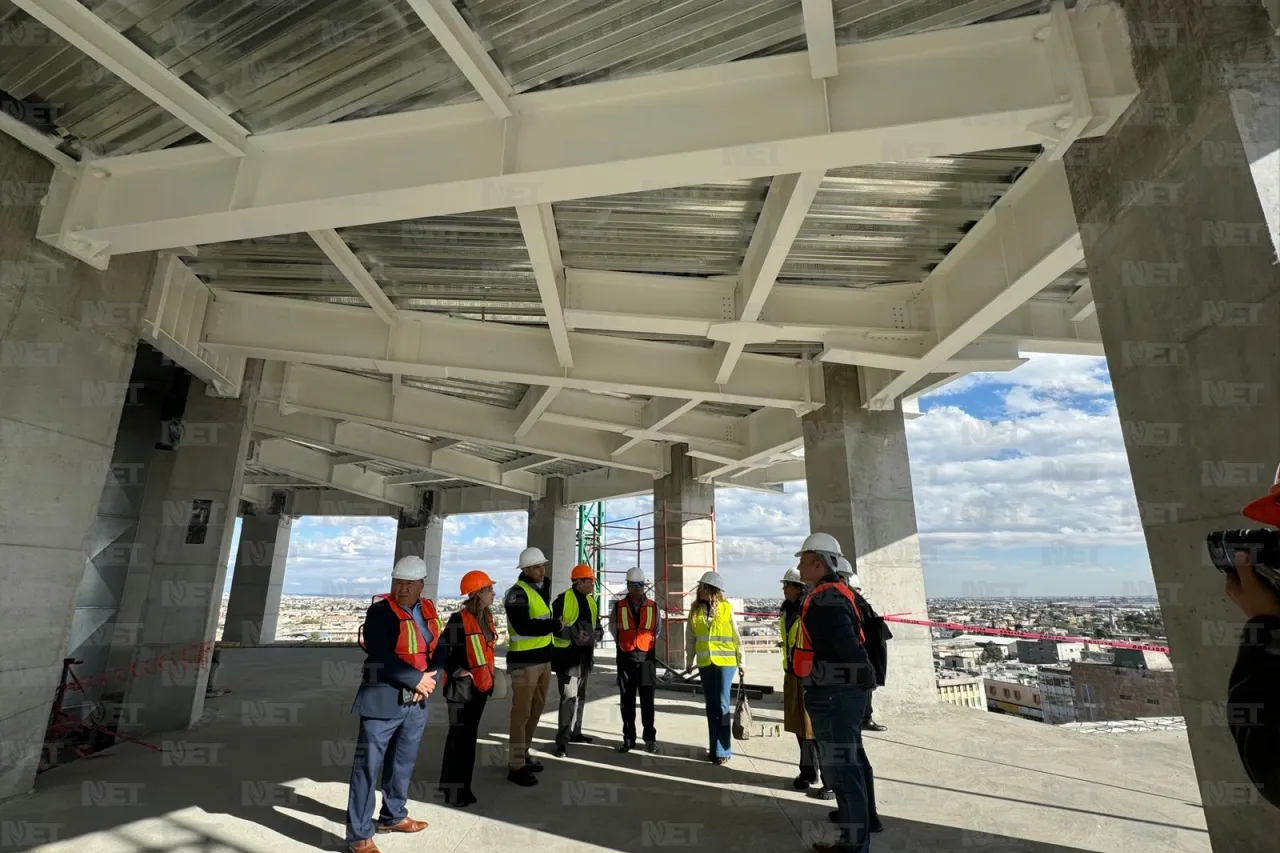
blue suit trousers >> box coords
[346,703,429,843]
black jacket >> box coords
[853,589,891,687]
[441,610,496,704]
[502,573,559,669]
[351,598,447,719]
[800,573,876,690]
[552,588,599,673]
[1227,615,1280,808]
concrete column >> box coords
[653,444,715,669]
[119,367,259,735]
[527,476,577,598]
[221,507,293,644]
[0,134,155,799]
[1061,2,1280,846]
[802,364,934,705]
[395,510,445,603]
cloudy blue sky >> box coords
[227,353,1156,600]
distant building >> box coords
[1071,659,1181,722]
[1039,665,1077,724]
[937,673,984,710]
[946,635,1019,658]
[984,676,1043,722]
[942,648,984,671]
[1016,639,1084,665]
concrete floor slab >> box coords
[0,648,1210,853]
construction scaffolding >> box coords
[576,501,716,668]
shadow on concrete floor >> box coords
[0,648,1208,853]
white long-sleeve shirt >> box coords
[684,601,743,670]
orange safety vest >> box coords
[616,598,658,653]
[792,582,865,679]
[460,609,497,693]
[359,595,442,672]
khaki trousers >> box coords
[508,662,551,770]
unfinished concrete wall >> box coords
[653,444,714,668]
[1062,0,1280,846]
[802,364,934,705]
[528,476,576,598]
[0,134,155,800]
[394,509,444,603]
[222,508,293,645]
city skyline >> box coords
[226,354,1162,600]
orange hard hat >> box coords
[570,563,594,581]
[460,570,496,597]
[1242,464,1280,527]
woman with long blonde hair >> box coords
[681,571,743,764]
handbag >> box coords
[490,666,509,700]
[732,670,753,741]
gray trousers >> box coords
[555,668,589,748]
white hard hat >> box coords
[780,567,803,584]
[391,555,427,581]
[698,571,725,590]
[517,546,548,569]
[626,567,646,584]
[795,532,842,557]
[836,556,859,586]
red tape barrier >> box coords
[64,641,215,694]
[654,605,1170,654]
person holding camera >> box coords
[1215,472,1280,808]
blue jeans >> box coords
[806,686,872,853]
[346,703,429,842]
[699,664,736,759]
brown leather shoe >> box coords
[375,817,429,834]
[348,839,381,853]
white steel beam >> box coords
[516,204,572,368]
[432,486,532,516]
[717,170,825,384]
[142,253,246,396]
[800,0,838,79]
[263,361,665,474]
[514,387,560,439]
[690,407,803,479]
[0,112,78,173]
[10,0,247,157]
[564,468,659,505]
[252,439,416,508]
[308,229,398,325]
[539,389,741,450]
[720,459,807,488]
[252,405,542,496]
[1067,282,1096,322]
[861,156,1085,409]
[404,0,514,118]
[203,292,824,411]
[36,7,1136,262]
[383,473,453,486]
[502,454,556,474]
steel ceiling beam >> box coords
[203,292,825,411]
[516,204,572,368]
[717,170,825,384]
[35,6,1137,264]
[252,439,417,508]
[307,229,398,325]
[800,0,839,79]
[404,0,514,118]
[10,0,247,157]
[860,156,1085,409]
[252,405,542,497]
[263,362,666,474]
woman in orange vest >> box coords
[436,570,499,808]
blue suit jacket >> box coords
[351,598,446,719]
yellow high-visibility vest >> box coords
[779,611,801,672]
[691,600,737,667]
[552,591,599,648]
[507,580,553,652]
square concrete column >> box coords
[221,505,293,645]
[527,476,577,598]
[395,510,445,603]
[119,367,260,735]
[802,364,934,705]
[1062,2,1280,846]
[653,444,715,669]
[0,134,155,799]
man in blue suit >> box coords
[345,556,446,853]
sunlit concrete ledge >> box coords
[0,649,1209,853]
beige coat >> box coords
[783,672,815,739]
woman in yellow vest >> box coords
[682,570,743,764]
[437,570,499,808]
[779,567,833,799]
